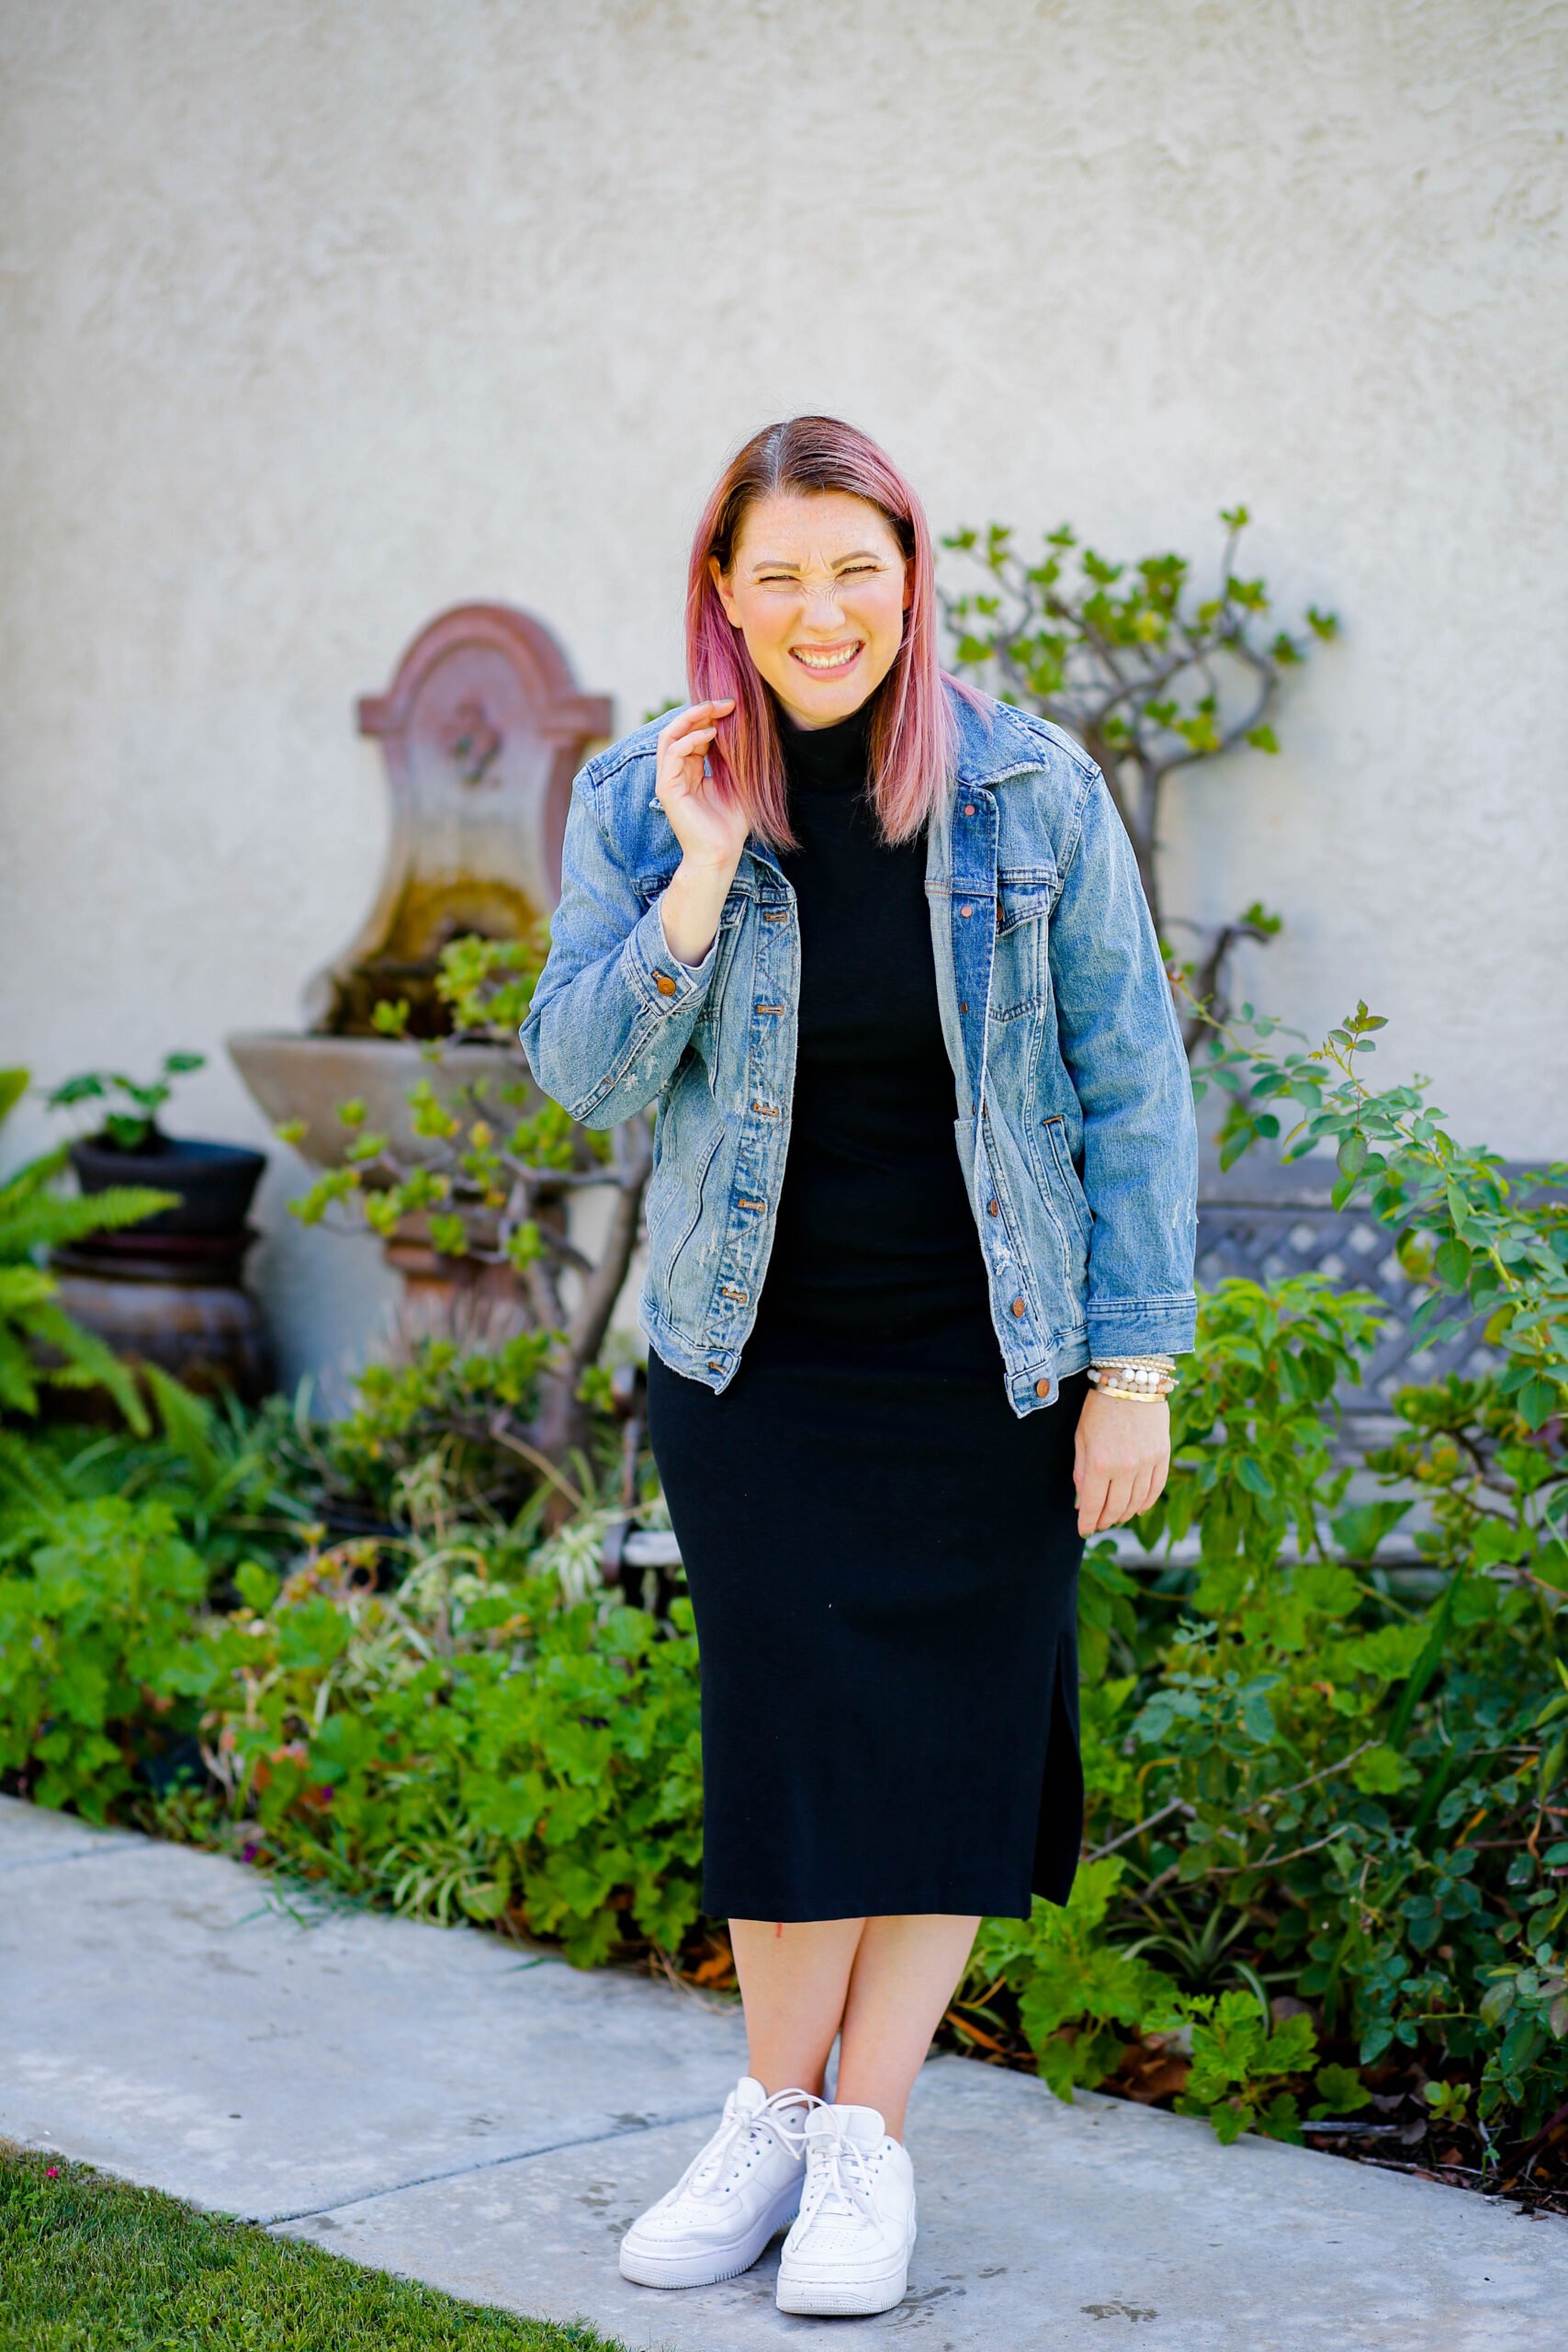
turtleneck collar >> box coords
[773,686,877,794]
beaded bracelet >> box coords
[1087,1358,1179,1403]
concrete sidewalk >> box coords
[4,1793,1564,2350]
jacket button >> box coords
[960,1000,968,1013]
[987,1197,998,1216]
[1010,1295,1027,1317]
[959,903,974,918]
[1034,1377,1050,1396]
[964,803,976,817]
[654,971,677,995]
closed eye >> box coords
[756,563,880,582]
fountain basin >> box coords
[227,1032,538,1172]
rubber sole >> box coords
[774,2221,917,2316]
[618,2182,802,2290]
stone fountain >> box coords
[228,603,611,1318]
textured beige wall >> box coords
[3,0,1565,1393]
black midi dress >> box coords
[645,689,1089,1923]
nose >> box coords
[800,582,849,629]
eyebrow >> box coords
[747,549,886,571]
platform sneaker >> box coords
[618,2074,819,2290]
[773,2100,917,2315]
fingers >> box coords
[657,697,735,745]
[1075,1450,1106,1540]
[1075,1431,1170,1534]
[659,725,717,772]
[1133,1454,1170,1520]
[1125,1464,1156,1523]
[1093,1470,1137,1534]
[656,699,737,796]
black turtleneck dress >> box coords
[645,693,1089,1922]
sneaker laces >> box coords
[801,2116,880,2230]
[680,2085,822,2201]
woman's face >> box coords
[709,490,911,730]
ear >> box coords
[708,553,743,630]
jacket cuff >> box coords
[1086,1297,1197,1358]
[656,896,718,981]
[621,895,716,1017]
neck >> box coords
[774,688,874,793]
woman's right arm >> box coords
[518,699,745,1129]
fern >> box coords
[0,1068,180,1447]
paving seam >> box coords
[254,2100,727,2228]
[0,1843,161,1873]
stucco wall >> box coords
[2,0,1564,1395]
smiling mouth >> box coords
[789,640,863,673]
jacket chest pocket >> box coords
[988,870,1054,1021]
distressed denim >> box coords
[518,680,1198,1414]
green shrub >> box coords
[194,1532,704,1966]
[0,1494,216,1816]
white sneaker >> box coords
[774,2101,917,2316]
[618,2074,820,2290]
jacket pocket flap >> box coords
[996,870,1055,933]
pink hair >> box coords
[683,415,990,849]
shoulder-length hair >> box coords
[684,415,989,850]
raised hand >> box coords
[655,699,749,876]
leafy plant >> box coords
[0,1492,216,1815]
[1196,996,1568,1443]
[941,509,1337,1044]
[281,933,651,1489]
[0,1069,180,1485]
[193,1531,705,1965]
[963,1858,1171,2098]
[44,1051,207,1150]
[1158,1988,1319,2145]
[1139,1271,1386,1572]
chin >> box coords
[770,661,888,725]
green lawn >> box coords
[0,2142,626,2352]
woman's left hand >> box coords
[1073,1388,1170,1536]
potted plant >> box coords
[46,1052,266,1238]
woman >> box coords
[519,415,1198,2318]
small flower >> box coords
[45,2165,61,2177]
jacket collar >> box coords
[945,677,1052,786]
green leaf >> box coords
[233,1559,280,1614]
[1309,2063,1372,2120]
[1330,1500,1412,1559]
[1349,1745,1411,1796]
[1519,1377,1561,1431]
[1239,1689,1278,1743]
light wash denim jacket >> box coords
[518,679,1198,1414]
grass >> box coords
[0,2141,627,2352]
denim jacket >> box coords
[518,678,1198,1414]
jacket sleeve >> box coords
[1046,760,1199,1359]
[517,763,716,1128]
